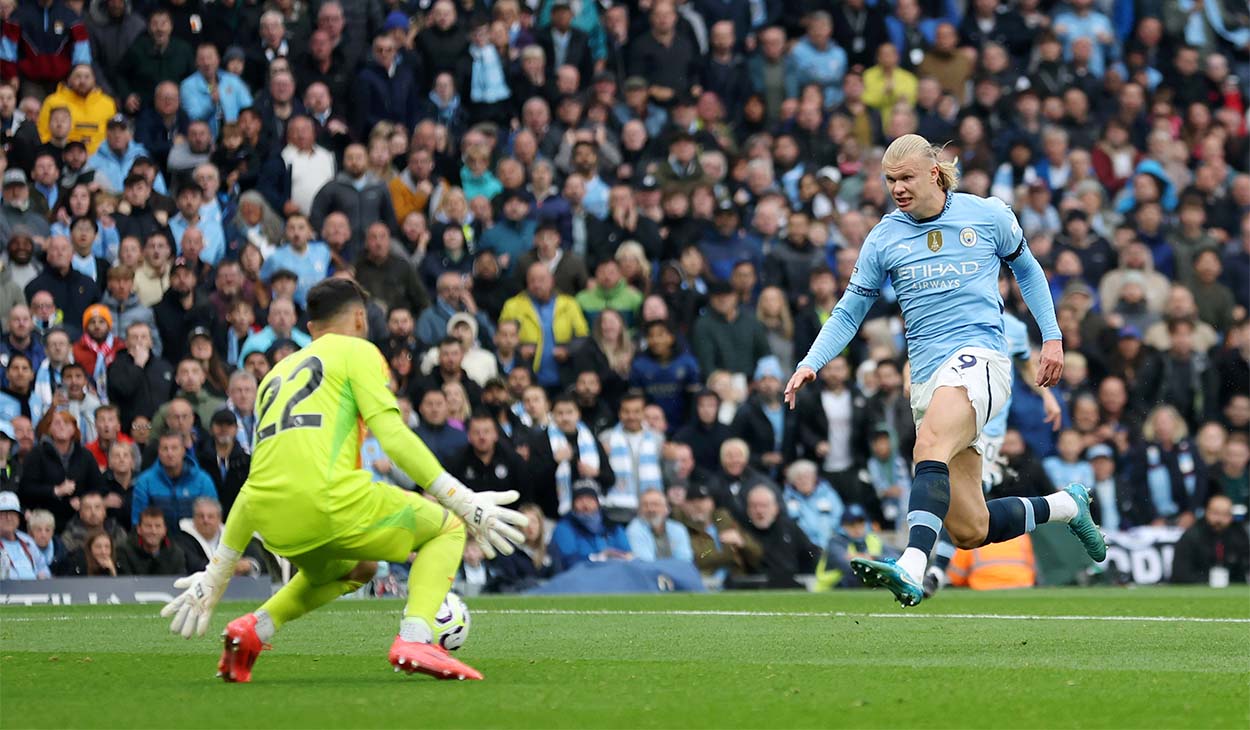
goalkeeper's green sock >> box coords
[401,514,466,636]
[258,568,370,633]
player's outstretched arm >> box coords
[1005,249,1064,388]
[159,499,254,638]
[368,408,529,558]
[786,289,875,409]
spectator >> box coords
[1211,437,1248,513]
[116,505,185,575]
[56,363,101,443]
[34,65,115,155]
[71,304,119,388]
[180,43,252,138]
[599,390,664,512]
[416,272,494,349]
[173,496,266,575]
[626,488,694,562]
[310,143,398,249]
[629,1,701,108]
[413,387,468,464]
[26,330,65,409]
[814,505,895,590]
[0,490,50,579]
[85,403,129,469]
[116,9,194,112]
[499,262,589,391]
[26,236,99,333]
[782,459,844,549]
[0,305,45,378]
[550,484,632,568]
[19,409,105,528]
[58,490,126,554]
[107,321,172,432]
[356,222,430,316]
[26,508,65,573]
[713,437,778,520]
[101,263,162,355]
[449,409,529,497]
[353,32,419,136]
[673,390,731,472]
[239,298,310,361]
[692,280,770,379]
[1,171,53,242]
[194,409,249,518]
[541,394,615,514]
[785,12,847,109]
[675,481,761,581]
[866,426,910,530]
[258,214,332,309]
[1171,494,1249,584]
[629,320,700,431]
[132,430,215,527]
[1042,429,1097,492]
[4,232,43,292]
[1125,405,1208,528]
[731,356,790,475]
[742,483,818,588]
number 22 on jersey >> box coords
[255,355,326,445]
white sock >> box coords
[1044,491,1079,523]
[254,609,276,642]
[399,617,433,644]
[897,547,928,583]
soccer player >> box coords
[924,285,1063,598]
[784,134,1104,608]
[159,279,528,681]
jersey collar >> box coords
[904,192,953,225]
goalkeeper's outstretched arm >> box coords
[365,408,529,558]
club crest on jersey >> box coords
[926,230,943,252]
[960,227,977,247]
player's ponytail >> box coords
[883,134,961,192]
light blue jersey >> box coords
[982,312,1031,439]
[799,193,1061,383]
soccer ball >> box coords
[433,592,471,651]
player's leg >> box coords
[218,554,374,683]
[947,448,1105,562]
[851,385,975,606]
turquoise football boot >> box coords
[1063,483,1106,563]
[850,557,925,608]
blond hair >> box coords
[882,134,960,192]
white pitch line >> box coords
[473,608,1250,624]
[3,608,1248,624]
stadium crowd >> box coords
[0,0,1247,589]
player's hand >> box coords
[784,366,816,410]
[1035,340,1063,388]
[159,545,240,638]
[427,473,529,559]
[160,570,228,638]
[1041,389,1062,431]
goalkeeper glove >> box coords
[159,544,239,638]
[427,472,529,559]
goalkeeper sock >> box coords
[399,617,433,643]
[254,609,276,642]
[898,460,951,582]
[403,512,466,628]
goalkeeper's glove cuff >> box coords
[428,471,472,512]
[207,544,242,583]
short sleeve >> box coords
[352,342,400,422]
[992,199,1026,260]
[846,230,886,298]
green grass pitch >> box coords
[3,587,1248,729]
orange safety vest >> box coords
[948,534,1036,590]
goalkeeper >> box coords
[160,278,528,683]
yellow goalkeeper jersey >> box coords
[241,333,439,554]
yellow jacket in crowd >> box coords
[36,82,117,154]
[498,291,588,372]
[862,65,918,129]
